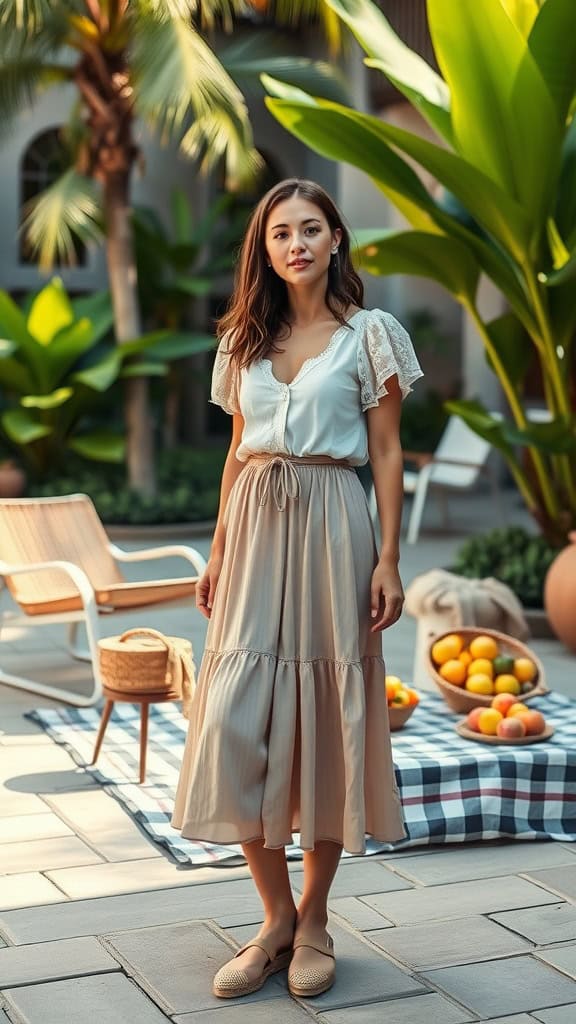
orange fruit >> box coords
[459,650,473,668]
[405,687,420,706]
[494,674,521,695]
[507,702,530,718]
[514,657,537,683]
[392,689,410,706]
[385,676,402,701]
[491,693,518,716]
[517,709,546,735]
[468,657,494,679]
[431,634,464,665]
[478,708,503,735]
[465,673,494,695]
[469,635,499,660]
[439,659,467,686]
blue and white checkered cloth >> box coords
[28,691,576,865]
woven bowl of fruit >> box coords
[386,675,421,730]
[427,627,547,714]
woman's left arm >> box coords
[366,374,404,632]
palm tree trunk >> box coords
[103,170,156,497]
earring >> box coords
[267,261,271,267]
[331,248,339,256]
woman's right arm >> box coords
[196,412,245,619]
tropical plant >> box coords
[0,0,347,495]
[453,526,558,610]
[264,0,576,545]
[0,277,214,475]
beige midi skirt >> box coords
[171,454,406,855]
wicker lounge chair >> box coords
[0,493,206,706]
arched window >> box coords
[20,127,87,266]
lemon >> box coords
[469,635,499,660]
[468,657,494,679]
[494,674,521,695]
[514,657,537,683]
[431,634,464,665]
[385,676,402,700]
[465,673,494,695]
[478,708,503,735]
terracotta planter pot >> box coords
[0,461,26,498]
[544,533,576,653]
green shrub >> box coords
[400,390,449,453]
[453,526,561,609]
[30,446,227,525]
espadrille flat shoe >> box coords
[212,938,293,999]
[288,930,335,997]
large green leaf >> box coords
[68,431,125,463]
[502,416,576,454]
[220,32,350,105]
[45,318,99,388]
[72,349,122,392]
[0,290,45,389]
[354,229,479,305]
[71,291,114,344]
[445,399,516,458]
[0,354,34,393]
[427,0,561,226]
[484,313,533,388]
[119,362,168,378]
[1,408,52,444]
[20,387,73,410]
[324,0,453,142]
[120,331,217,360]
[556,115,576,249]
[27,277,73,345]
[528,0,576,127]
[501,0,539,36]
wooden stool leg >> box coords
[139,702,149,783]
[90,700,114,766]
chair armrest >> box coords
[107,543,207,577]
[403,450,434,467]
[428,457,488,472]
[0,558,96,606]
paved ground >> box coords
[0,489,575,1023]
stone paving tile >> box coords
[363,876,561,925]
[290,860,412,898]
[318,992,473,1024]
[0,1011,10,1023]
[524,866,576,902]
[104,921,286,1014]
[0,877,259,943]
[532,1007,576,1024]
[387,843,576,885]
[173,998,313,1023]
[535,944,576,980]
[0,812,74,844]
[289,921,426,1012]
[474,1018,536,1023]
[0,791,50,816]
[45,790,163,862]
[45,857,216,898]
[0,935,119,987]
[0,873,66,913]
[422,955,576,1016]
[2,973,171,1023]
[329,896,395,931]
[0,836,103,875]
[0,715,54,746]
[491,903,576,945]
[368,915,533,970]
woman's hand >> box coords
[370,560,404,632]
[196,553,224,620]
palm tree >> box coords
[0,0,346,495]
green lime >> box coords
[493,655,514,675]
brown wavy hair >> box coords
[217,178,364,368]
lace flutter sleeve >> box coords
[357,310,423,411]
[210,334,240,415]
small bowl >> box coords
[388,702,418,731]
[427,626,547,714]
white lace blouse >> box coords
[210,308,423,466]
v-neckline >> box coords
[261,309,365,389]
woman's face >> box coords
[265,195,342,285]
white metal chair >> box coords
[369,415,504,543]
[0,494,207,707]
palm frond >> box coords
[0,56,70,133]
[22,168,103,272]
[0,0,52,32]
[131,14,259,186]
[265,0,345,54]
[219,31,349,103]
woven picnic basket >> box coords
[427,626,548,714]
[98,628,196,714]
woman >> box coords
[172,178,422,1000]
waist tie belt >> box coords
[249,454,352,512]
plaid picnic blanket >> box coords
[28,691,576,865]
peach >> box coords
[496,717,527,739]
[507,702,530,718]
[466,707,484,732]
[491,693,518,716]
[517,710,546,736]
[478,708,503,735]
